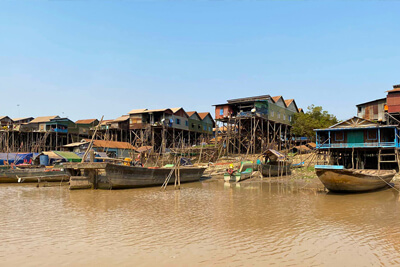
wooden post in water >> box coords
[378,148,381,171]
[82,116,104,162]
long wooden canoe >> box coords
[315,165,396,193]
[97,164,206,189]
[0,168,68,183]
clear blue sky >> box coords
[1,1,399,121]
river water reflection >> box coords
[1,179,400,266]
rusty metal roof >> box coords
[186,111,202,120]
[100,120,114,125]
[76,119,98,124]
[284,99,294,106]
[271,96,282,103]
[82,139,136,150]
[198,112,212,120]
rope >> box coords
[376,174,400,193]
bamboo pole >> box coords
[81,116,104,162]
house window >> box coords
[283,114,286,121]
[203,125,207,131]
[289,115,292,122]
[185,121,188,126]
[335,131,344,141]
[367,130,377,140]
[176,118,181,125]
[191,123,195,128]
[271,111,274,117]
[209,126,212,132]
[358,107,362,113]
[198,125,201,129]
[220,109,223,116]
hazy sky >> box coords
[1,1,399,121]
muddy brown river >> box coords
[1,179,400,266]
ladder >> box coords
[378,149,399,170]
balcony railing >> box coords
[317,142,397,149]
[51,128,68,133]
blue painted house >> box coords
[315,117,399,170]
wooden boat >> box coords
[261,161,291,177]
[0,167,69,183]
[64,162,206,189]
[261,149,292,177]
[315,165,396,193]
[224,161,254,182]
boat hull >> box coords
[224,172,252,182]
[0,168,68,183]
[316,168,396,193]
[97,164,207,189]
[261,162,291,177]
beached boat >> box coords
[224,161,254,182]
[261,161,291,177]
[64,162,206,189]
[0,167,68,183]
[261,149,291,177]
[315,165,396,193]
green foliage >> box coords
[292,105,338,140]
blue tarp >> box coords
[0,153,33,165]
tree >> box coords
[292,105,338,140]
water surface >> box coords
[1,180,399,266]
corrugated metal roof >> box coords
[284,99,294,106]
[54,151,82,162]
[387,88,400,93]
[329,116,378,129]
[29,116,59,123]
[76,119,98,124]
[128,109,148,114]
[113,115,129,122]
[271,96,282,103]
[187,111,202,120]
[100,120,113,125]
[63,141,89,147]
[0,116,12,121]
[82,139,136,150]
[356,98,386,107]
[12,117,33,122]
[144,108,172,113]
[198,112,212,120]
[226,95,271,104]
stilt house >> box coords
[315,117,399,170]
